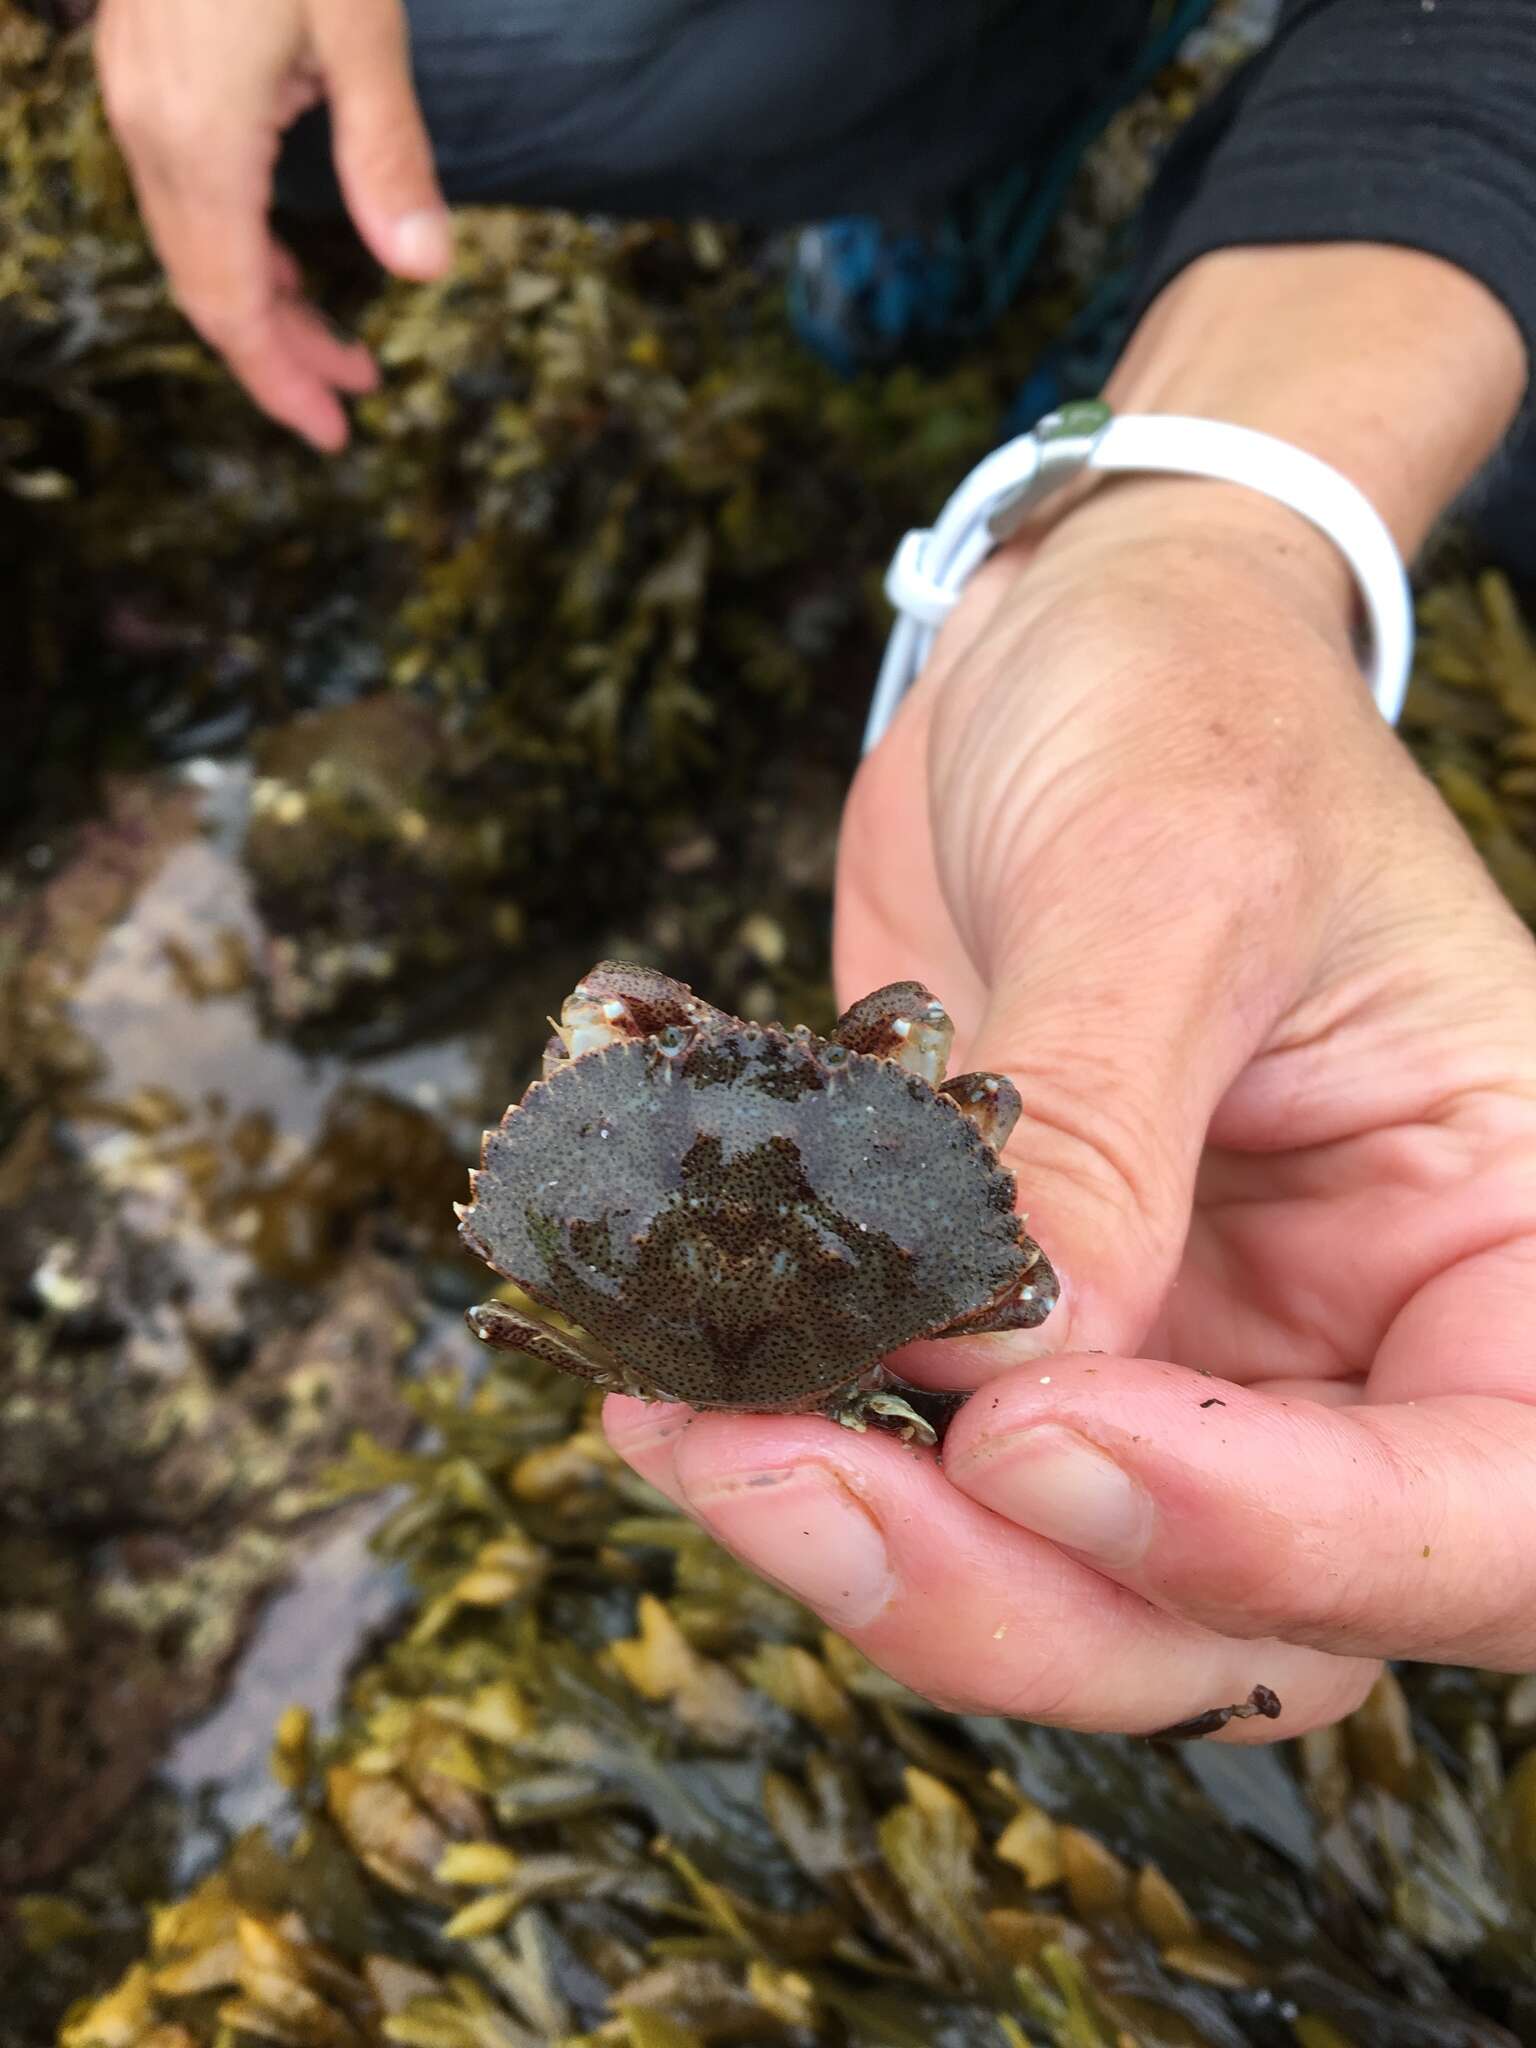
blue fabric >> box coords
[787,0,1220,376]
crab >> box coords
[456,962,1058,1446]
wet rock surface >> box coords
[0,786,438,1898]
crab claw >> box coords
[830,982,955,1086]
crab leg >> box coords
[830,981,955,1085]
[939,1071,1022,1152]
[817,1362,962,1448]
[464,1297,655,1395]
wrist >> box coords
[972,469,1373,696]
[1022,472,1366,668]
[1102,244,1527,560]
[935,496,1387,787]
[872,245,1519,754]
[919,514,1368,1008]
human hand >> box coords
[96,0,452,449]
[608,459,1536,1738]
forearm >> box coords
[1136,0,1536,415]
[1103,243,1527,562]
[928,243,1529,807]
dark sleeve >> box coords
[1135,0,1536,372]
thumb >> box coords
[312,0,453,280]
[943,1279,1536,1671]
[858,517,1347,1372]
[935,786,1305,1365]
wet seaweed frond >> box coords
[48,1340,1536,2048]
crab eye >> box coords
[822,1044,849,1069]
[656,1025,688,1056]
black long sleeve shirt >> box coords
[1137,0,1536,373]
[183,0,1536,381]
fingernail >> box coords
[393,208,454,276]
[959,1323,1060,1369]
[606,1401,692,1456]
[951,1424,1153,1566]
[681,1466,896,1628]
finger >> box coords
[128,148,352,449]
[269,240,376,392]
[937,860,1295,1368]
[1151,928,1536,1385]
[607,1401,1377,1739]
[895,595,1345,1369]
[102,21,362,449]
[833,696,988,1040]
[226,322,351,449]
[274,295,378,395]
[270,241,304,295]
[603,1394,694,1507]
[943,1294,1536,1667]
[311,0,453,279]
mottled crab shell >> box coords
[457,1019,1030,1411]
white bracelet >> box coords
[864,402,1414,754]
